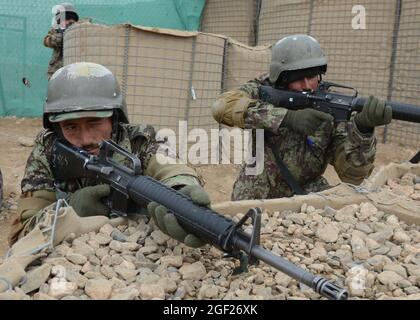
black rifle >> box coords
[259,82,420,124]
[52,139,348,300]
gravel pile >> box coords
[384,172,420,201]
[1,197,418,301]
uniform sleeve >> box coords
[15,132,57,230]
[212,79,288,134]
[326,117,376,185]
[43,29,63,49]
[20,132,56,194]
[135,126,201,189]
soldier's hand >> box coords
[52,31,64,47]
[147,185,209,248]
[69,185,111,217]
[354,96,392,132]
[282,109,334,136]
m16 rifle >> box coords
[259,82,420,124]
[52,139,349,300]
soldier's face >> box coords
[287,75,319,92]
[64,19,76,28]
[59,117,113,155]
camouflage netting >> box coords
[0,162,419,300]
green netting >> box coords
[0,0,205,117]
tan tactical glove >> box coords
[147,185,210,248]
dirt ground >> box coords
[0,117,417,257]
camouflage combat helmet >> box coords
[44,62,129,129]
[269,34,327,85]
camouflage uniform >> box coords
[44,28,64,80]
[10,122,199,244]
[218,75,376,201]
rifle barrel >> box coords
[234,234,348,300]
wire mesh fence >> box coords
[2,0,419,150]
[255,0,420,148]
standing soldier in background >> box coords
[212,34,392,200]
[44,3,79,80]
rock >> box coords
[65,268,88,288]
[392,231,411,244]
[357,202,378,221]
[138,245,159,255]
[288,213,306,225]
[136,271,161,284]
[72,241,95,257]
[385,242,402,258]
[383,264,408,278]
[179,262,207,280]
[371,245,390,256]
[18,137,35,147]
[126,230,145,243]
[99,224,114,236]
[0,291,24,300]
[316,225,340,242]
[66,253,88,265]
[138,284,165,300]
[159,255,183,268]
[404,264,420,277]
[109,241,139,252]
[306,206,316,214]
[110,288,139,300]
[111,229,127,242]
[21,264,51,294]
[151,230,170,245]
[368,229,394,244]
[115,266,138,281]
[338,204,359,216]
[404,286,420,295]
[309,264,324,273]
[335,212,358,224]
[397,279,412,288]
[322,206,337,218]
[100,266,118,279]
[385,215,400,226]
[173,287,187,299]
[355,223,373,234]
[157,278,178,293]
[377,271,404,286]
[275,272,292,287]
[85,279,113,300]
[365,238,380,251]
[351,234,370,260]
[48,278,78,298]
[33,292,57,300]
[93,233,112,245]
[81,262,93,274]
[198,285,219,299]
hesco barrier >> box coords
[213,162,420,226]
[200,0,258,46]
[64,22,272,163]
[202,0,420,148]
